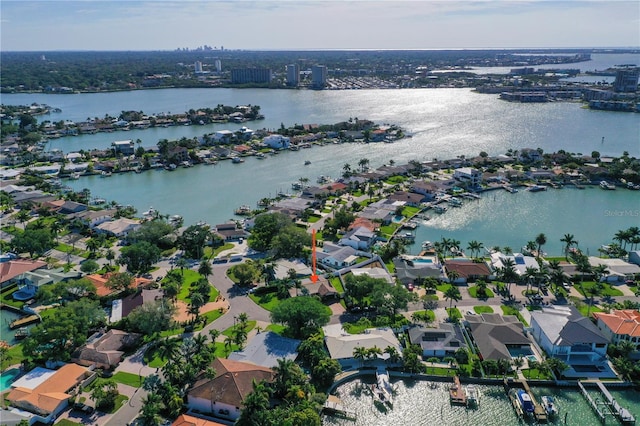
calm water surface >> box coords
[324,378,640,426]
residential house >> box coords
[592,310,640,353]
[408,323,467,358]
[187,358,274,421]
[228,331,301,368]
[518,148,543,163]
[587,257,640,282]
[323,326,402,368]
[273,259,312,280]
[465,313,531,360]
[338,226,376,250]
[110,288,164,322]
[349,265,394,284]
[214,222,249,241]
[453,167,482,188]
[67,208,117,228]
[291,276,339,300]
[6,364,91,425]
[262,134,290,149]
[387,191,425,207]
[72,329,141,370]
[172,414,228,426]
[167,146,190,163]
[393,256,443,285]
[112,140,135,155]
[0,259,47,289]
[444,259,491,284]
[86,273,152,297]
[530,305,609,364]
[490,252,539,277]
[213,130,234,144]
[317,243,359,269]
[358,199,400,224]
[95,218,141,237]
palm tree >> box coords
[467,240,484,259]
[155,337,180,364]
[353,346,368,367]
[384,346,401,364]
[358,157,370,172]
[560,233,577,261]
[198,258,212,279]
[523,266,538,294]
[342,163,352,178]
[272,358,300,398]
[444,286,461,309]
[614,229,631,252]
[208,328,221,343]
[176,257,188,276]
[50,219,63,243]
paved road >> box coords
[105,386,148,426]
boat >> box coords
[304,160,311,165]
[402,221,418,230]
[600,181,616,190]
[433,205,447,214]
[234,205,252,216]
[516,390,535,416]
[528,185,547,192]
[291,182,303,190]
[232,157,245,164]
[421,241,434,249]
[448,197,463,207]
[466,384,480,407]
[69,172,80,180]
[317,175,331,184]
[374,368,393,407]
[541,395,558,417]
[398,232,415,242]
[14,327,29,340]
[100,171,112,178]
[256,152,266,159]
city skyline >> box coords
[1,1,639,52]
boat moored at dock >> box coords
[541,395,558,417]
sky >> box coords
[1,1,639,51]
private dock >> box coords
[503,379,548,423]
[449,376,467,405]
[579,380,636,425]
[323,395,356,421]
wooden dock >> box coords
[323,395,356,420]
[503,379,547,423]
[449,376,467,405]
[578,380,637,424]
[9,314,40,329]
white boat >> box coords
[256,152,266,159]
[466,385,479,407]
[541,395,558,417]
[69,172,80,180]
[600,180,616,190]
[232,157,245,163]
[101,171,112,178]
[374,368,393,407]
[527,185,547,192]
[448,197,463,206]
[433,205,447,214]
[234,205,252,216]
[421,241,434,249]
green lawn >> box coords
[411,310,435,323]
[222,320,256,337]
[378,223,400,238]
[436,283,452,292]
[174,270,205,301]
[401,206,420,217]
[446,307,462,321]
[266,324,286,334]
[106,394,129,414]
[111,371,143,388]
[0,287,24,308]
[575,281,623,297]
[204,243,234,259]
[1,343,25,370]
[56,420,82,426]
[330,277,344,294]
[249,293,282,311]
[307,215,321,223]
[468,286,495,299]
[473,305,494,314]
[501,305,529,326]
[522,368,553,380]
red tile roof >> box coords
[86,273,152,297]
[593,310,640,337]
[0,259,47,285]
[172,414,227,426]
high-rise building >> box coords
[214,59,222,73]
[613,68,640,92]
[231,68,273,84]
[312,65,327,89]
[194,61,203,73]
[286,64,300,87]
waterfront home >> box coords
[410,180,447,201]
[67,208,117,229]
[213,130,234,144]
[167,146,189,163]
[339,226,377,251]
[587,256,640,282]
[110,288,164,322]
[393,255,443,285]
[465,313,531,361]
[530,305,609,366]
[10,189,57,207]
[490,252,539,277]
[592,310,640,355]
[12,267,82,300]
[41,199,87,215]
[323,325,402,369]
[358,199,400,224]
[269,197,313,218]
[263,134,290,149]
[6,364,92,425]
[387,191,425,207]
[453,167,482,188]
[0,258,47,289]
[112,140,135,155]
[72,329,141,370]
[187,358,275,422]
[214,222,249,242]
[408,323,467,358]
[444,259,491,284]
[350,265,394,285]
[228,331,300,368]
[95,217,141,237]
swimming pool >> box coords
[413,258,433,264]
[0,368,21,392]
[507,346,535,358]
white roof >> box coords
[351,267,393,284]
[323,327,401,360]
[11,367,56,390]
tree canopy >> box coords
[118,241,161,274]
[270,296,331,339]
